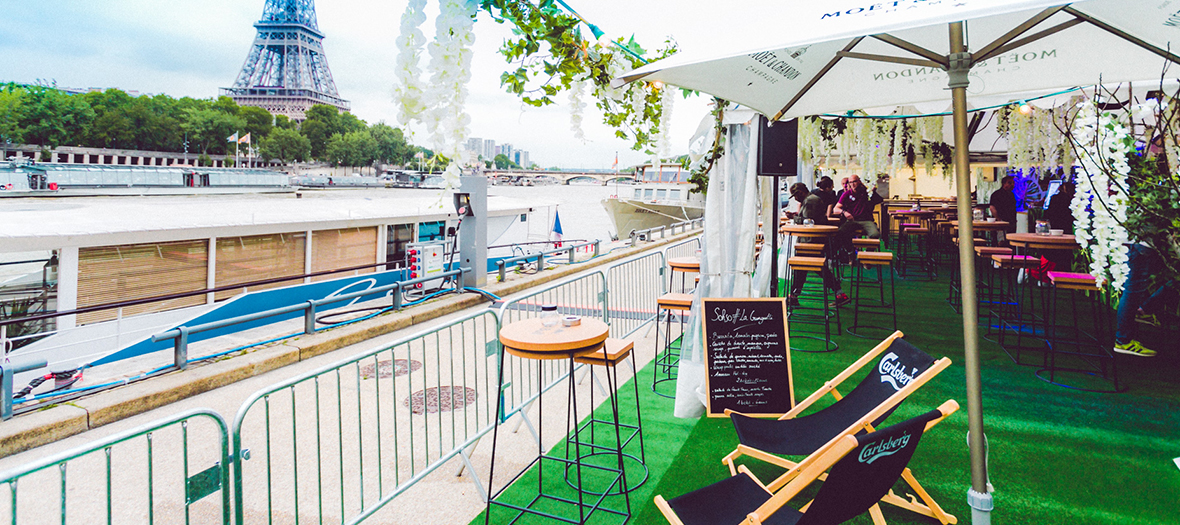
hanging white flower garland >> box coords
[393,0,428,129]
[568,78,587,142]
[1069,100,1131,289]
[423,0,477,189]
[656,86,674,161]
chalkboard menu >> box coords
[702,298,794,418]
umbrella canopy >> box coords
[618,2,1179,523]
[620,0,1179,120]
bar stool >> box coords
[988,254,1045,364]
[794,242,825,257]
[786,255,839,352]
[947,236,989,313]
[975,246,1013,313]
[569,338,648,494]
[1038,272,1122,393]
[653,292,692,398]
[847,251,896,339]
[898,226,934,280]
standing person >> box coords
[1045,181,1075,233]
[811,176,838,218]
[988,175,1019,233]
[1114,244,1159,357]
[832,174,884,254]
[786,183,849,307]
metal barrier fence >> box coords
[605,252,666,339]
[494,240,600,283]
[230,309,500,525]
[495,272,607,419]
[0,409,231,524]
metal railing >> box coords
[0,409,231,524]
[606,252,666,339]
[495,240,600,282]
[629,217,704,245]
[151,269,469,371]
[230,309,501,524]
[1,235,702,524]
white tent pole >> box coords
[949,21,992,525]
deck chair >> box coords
[655,400,959,525]
[721,331,955,524]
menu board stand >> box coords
[702,298,794,417]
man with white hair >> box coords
[832,174,884,256]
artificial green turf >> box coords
[475,260,1180,525]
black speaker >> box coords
[757,115,798,177]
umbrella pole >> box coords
[949,21,993,525]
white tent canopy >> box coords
[621,0,1180,121]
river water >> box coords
[487,183,625,246]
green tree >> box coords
[274,114,297,130]
[302,104,365,158]
[0,87,26,144]
[181,107,245,155]
[211,96,240,115]
[239,105,274,140]
[493,153,519,169]
[19,84,94,148]
[324,130,378,167]
[259,127,311,163]
[369,123,412,165]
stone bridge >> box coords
[484,169,637,185]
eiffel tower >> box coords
[221,0,350,121]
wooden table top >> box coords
[779,224,839,235]
[668,256,701,272]
[1007,233,1081,250]
[949,220,1010,230]
[499,317,609,360]
[890,209,937,215]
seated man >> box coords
[832,174,884,254]
[787,183,850,307]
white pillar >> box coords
[376,224,388,271]
[57,247,79,330]
[304,230,314,283]
[207,237,217,304]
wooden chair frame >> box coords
[655,400,959,525]
[719,331,956,524]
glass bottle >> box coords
[540,304,559,327]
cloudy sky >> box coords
[0,0,728,169]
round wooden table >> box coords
[950,220,1010,245]
[667,256,700,273]
[1006,233,1081,252]
[779,224,839,236]
[499,317,609,360]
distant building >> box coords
[483,139,496,160]
[465,137,483,156]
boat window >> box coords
[644,189,654,200]
[670,189,681,200]
[311,227,378,282]
[215,233,307,300]
[386,224,414,268]
[418,221,447,242]
[633,188,642,199]
[0,250,59,344]
[79,240,209,324]
[656,189,667,200]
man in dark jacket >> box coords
[787,183,849,307]
[989,175,1018,233]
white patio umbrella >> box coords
[617,1,1180,522]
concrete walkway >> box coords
[0,230,700,525]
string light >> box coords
[1018,101,1034,115]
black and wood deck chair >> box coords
[720,331,955,524]
[655,400,959,525]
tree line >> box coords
[0,83,423,168]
